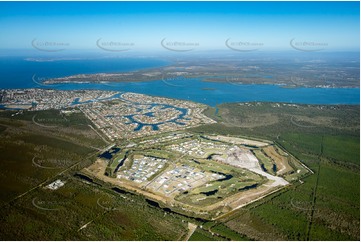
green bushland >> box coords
[211,223,250,241]
[0,109,106,148]
[0,110,100,206]
[0,178,188,240]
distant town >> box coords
[0,89,215,140]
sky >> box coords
[0,1,359,52]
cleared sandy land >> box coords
[206,135,270,147]
[214,146,288,186]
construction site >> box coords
[83,132,311,219]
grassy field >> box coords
[253,149,275,174]
[190,102,360,240]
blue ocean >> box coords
[0,56,359,107]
